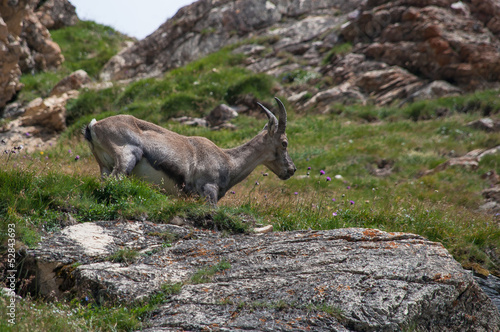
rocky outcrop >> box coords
[35,0,78,30]
[0,0,73,110]
[341,0,500,91]
[100,0,364,81]
[100,0,500,107]
[0,70,90,153]
[19,8,64,73]
[0,0,29,109]
[22,222,500,331]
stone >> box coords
[409,80,462,102]
[356,67,424,105]
[1,102,25,119]
[303,82,366,111]
[467,118,500,132]
[253,224,273,233]
[20,9,64,72]
[35,0,78,30]
[171,116,208,127]
[205,104,238,127]
[21,90,79,132]
[341,0,500,91]
[422,146,500,178]
[100,0,364,81]
[22,223,500,331]
[0,0,28,109]
[482,186,500,203]
[50,69,91,96]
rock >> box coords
[303,82,366,112]
[253,224,273,233]
[205,104,238,127]
[0,0,28,109]
[100,0,364,81]
[482,186,500,203]
[171,116,208,127]
[409,80,462,102]
[1,102,25,119]
[371,158,394,177]
[98,0,500,107]
[35,0,78,30]
[21,91,79,132]
[0,0,68,109]
[474,274,500,311]
[341,0,500,91]
[467,118,500,132]
[288,90,310,103]
[481,170,500,185]
[20,8,64,72]
[356,66,425,105]
[50,69,91,96]
[422,152,480,177]
[22,223,500,331]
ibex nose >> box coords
[288,166,296,176]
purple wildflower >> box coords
[25,132,31,137]
[350,200,355,205]
[75,155,80,161]
[294,192,298,195]
[307,167,311,170]
[332,212,338,216]
[346,186,351,189]
[326,176,331,181]
[332,198,336,202]
[320,170,325,175]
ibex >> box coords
[83,97,296,206]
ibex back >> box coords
[83,97,296,206]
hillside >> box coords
[0,0,500,330]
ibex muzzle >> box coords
[84,97,296,206]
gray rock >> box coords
[23,222,500,331]
[467,118,500,132]
[35,0,78,30]
[205,104,238,127]
[49,69,91,96]
[409,80,462,102]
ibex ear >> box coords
[257,102,278,135]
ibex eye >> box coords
[282,141,288,148]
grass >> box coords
[190,260,232,284]
[17,20,132,103]
[1,19,500,331]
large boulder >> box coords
[20,90,78,132]
[35,0,78,30]
[49,69,91,96]
[341,0,500,91]
[19,7,64,72]
[0,0,29,109]
[22,222,500,331]
[0,0,67,110]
